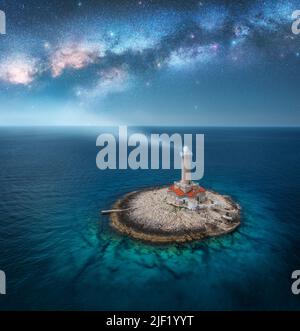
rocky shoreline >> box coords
[110,187,241,244]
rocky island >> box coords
[107,146,241,244]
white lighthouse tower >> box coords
[176,146,193,193]
[168,145,206,208]
[181,145,192,185]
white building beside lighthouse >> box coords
[168,146,206,209]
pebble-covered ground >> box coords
[111,188,241,243]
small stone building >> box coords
[168,184,206,209]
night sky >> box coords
[0,0,300,126]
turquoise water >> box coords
[0,127,299,310]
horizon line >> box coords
[0,125,299,128]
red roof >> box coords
[168,184,205,198]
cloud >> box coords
[0,56,39,85]
[50,42,104,77]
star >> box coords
[44,42,51,50]
[211,43,219,51]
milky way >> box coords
[0,0,299,126]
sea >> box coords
[0,126,299,310]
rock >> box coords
[109,187,241,244]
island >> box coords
[106,146,241,244]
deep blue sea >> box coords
[0,127,299,310]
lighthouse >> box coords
[167,146,206,208]
[181,145,192,185]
